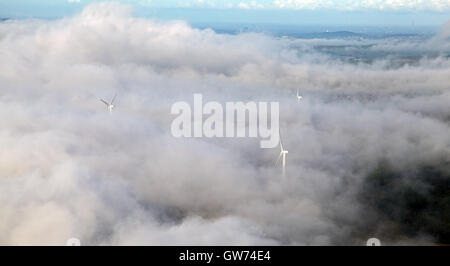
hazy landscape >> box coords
[0,2,449,245]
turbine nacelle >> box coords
[297,89,303,102]
[101,94,117,113]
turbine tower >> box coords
[101,94,117,113]
[276,133,288,175]
[297,89,303,103]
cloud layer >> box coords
[154,0,450,11]
[0,2,449,245]
[272,0,450,11]
[58,0,450,11]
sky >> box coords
[4,0,450,10]
[1,0,450,26]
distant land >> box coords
[192,22,436,39]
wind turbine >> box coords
[101,94,117,113]
[297,89,303,103]
[275,132,288,175]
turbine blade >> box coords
[275,152,282,166]
[279,130,284,151]
[100,99,109,106]
[111,94,117,105]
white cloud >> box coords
[271,0,450,10]
[237,1,265,9]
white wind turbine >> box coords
[275,132,289,175]
[297,89,303,103]
[101,94,117,113]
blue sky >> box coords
[1,0,449,26]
